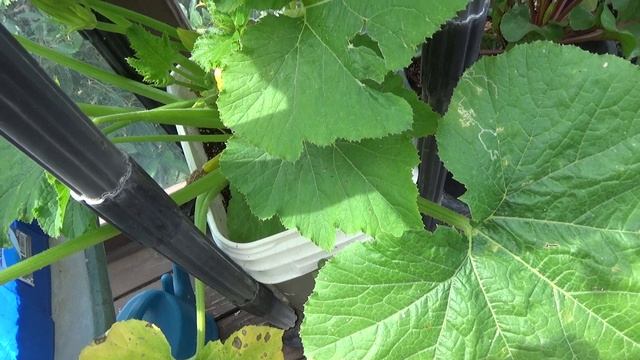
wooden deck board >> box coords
[107,246,173,299]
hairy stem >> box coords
[99,99,200,134]
[77,103,139,117]
[15,35,179,104]
[193,174,227,354]
[417,197,472,236]
[0,170,228,285]
[93,108,223,129]
[193,190,216,354]
[94,21,127,34]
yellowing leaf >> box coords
[79,320,172,360]
[197,325,284,360]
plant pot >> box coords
[416,0,490,229]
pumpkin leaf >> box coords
[302,42,640,359]
[79,320,172,360]
[221,135,421,250]
[217,0,468,160]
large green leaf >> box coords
[221,135,422,250]
[227,187,286,243]
[0,140,96,246]
[0,140,51,246]
[217,0,467,160]
[302,42,640,358]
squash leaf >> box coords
[0,140,95,246]
[217,0,468,160]
[79,320,172,360]
[126,25,181,87]
[221,135,422,250]
[227,187,286,243]
[302,42,640,359]
[192,32,240,71]
[197,325,284,360]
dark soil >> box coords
[404,56,422,95]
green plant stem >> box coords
[175,57,207,80]
[86,0,181,40]
[94,21,127,34]
[202,153,222,174]
[15,35,179,105]
[417,197,472,236]
[102,121,130,135]
[173,80,207,93]
[193,192,213,354]
[0,225,119,286]
[0,170,228,285]
[158,98,199,110]
[100,99,200,135]
[77,103,138,117]
[93,108,223,129]
[111,134,231,143]
[171,66,205,88]
[193,177,228,355]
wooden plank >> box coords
[105,236,142,263]
[205,287,237,319]
[113,279,163,313]
[107,247,173,299]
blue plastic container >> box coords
[117,265,219,359]
[0,221,55,360]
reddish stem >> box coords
[556,0,582,22]
[528,0,537,23]
[561,28,604,43]
[537,0,552,25]
[480,48,505,56]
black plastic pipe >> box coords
[0,25,295,329]
[417,0,489,230]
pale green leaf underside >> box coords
[217,0,467,160]
[0,140,50,246]
[0,140,96,246]
[221,135,422,250]
[302,42,640,359]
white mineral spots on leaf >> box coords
[463,74,498,97]
[457,103,477,127]
[456,100,500,160]
[603,62,609,68]
[478,128,499,161]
